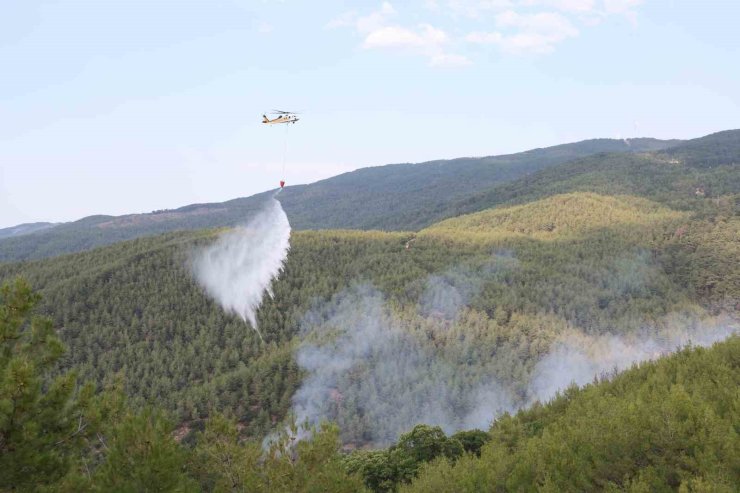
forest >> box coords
[2,279,737,491]
[1,130,738,491]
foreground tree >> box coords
[345,424,465,492]
[91,408,198,492]
[192,416,367,492]
[0,278,96,490]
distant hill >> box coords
[0,222,58,240]
[0,137,678,262]
[441,129,740,219]
[278,137,680,231]
[421,192,688,242]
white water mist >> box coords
[192,194,291,338]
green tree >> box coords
[450,429,490,457]
[189,413,263,492]
[91,408,198,492]
[0,278,94,490]
[193,416,367,493]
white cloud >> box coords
[327,3,397,31]
[331,0,644,62]
[496,10,578,34]
[363,24,448,49]
[467,10,578,53]
[466,31,504,43]
[331,3,468,69]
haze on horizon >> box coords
[2,0,739,228]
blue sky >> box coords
[1,0,738,228]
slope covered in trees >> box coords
[369,337,740,492]
[1,131,737,489]
[4,278,736,491]
[1,187,736,449]
[423,192,688,241]
[443,129,740,221]
[277,137,679,231]
[0,279,366,492]
[0,137,678,262]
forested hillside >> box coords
[277,137,679,231]
[0,137,678,262]
[443,129,740,220]
[2,131,738,491]
[1,187,736,447]
[378,338,740,492]
[3,279,736,491]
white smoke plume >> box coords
[292,277,737,446]
[528,315,739,404]
[191,193,290,339]
[292,281,522,446]
[419,251,518,320]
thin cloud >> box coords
[332,2,470,68]
[467,10,579,53]
[330,1,644,61]
[363,24,447,49]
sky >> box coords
[1,0,739,228]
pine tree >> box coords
[0,278,92,489]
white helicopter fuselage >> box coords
[262,114,299,124]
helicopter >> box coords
[262,110,299,125]
[262,110,300,189]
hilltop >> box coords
[4,129,739,264]
[443,130,740,219]
[0,136,679,262]
[0,221,58,239]
[421,192,688,242]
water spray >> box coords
[191,194,291,341]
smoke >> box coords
[292,284,517,446]
[191,193,290,338]
[528,315,738,404]
[419,251,518,320]
[292,274,737,446]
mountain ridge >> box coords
[0,136,684,262]
[0,221,59,239]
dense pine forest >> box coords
[1,130,738,491]
[2,282,737,491]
